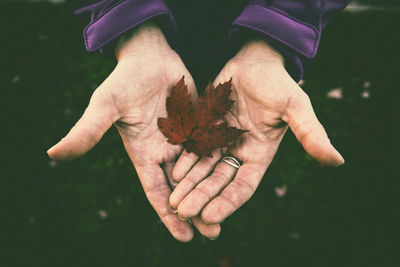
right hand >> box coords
[47,22,220,242]
[169,39,344,224]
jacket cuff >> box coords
[228,4,321,82]
[82,0,176,56]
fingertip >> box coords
[175,229,194,243]
[190,217,221,240]
[172,225,194,243]
[315,144,345,167]
[203,224,221,241]
[302,131,345,167]
[169,193,179,210]
[45,139,79,161]
[171,167,185,183]
[213,223,221,236]
[46,142,66,161]
[332,149,345,167]
[323,141,345,167]
[208,233,220,241]
[172,151,198,182]
[169,185,186,211]
[162,213,194,242]
[177,204,196,220]
[179,235,194,243]
[201,207,222,225]
[169,178,199,212]
[46,146,55,159]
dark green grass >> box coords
[1,3,397,267]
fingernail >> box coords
[208,236,219,241]
[177,214,187,221]
[169,204,178,213]
[335,152,345,167]
[47,146,55,158]
[339,153,345,164]
[170,179,179,187]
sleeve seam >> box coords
[318,0,326,31]
[85,10,170,51]
[86,0,126,23]
[239,4,320,57]
[232,22,315,57]
[83,0,128,50]
[258,4,320,36]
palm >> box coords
[219,59,291,173]
[110,54,188,167]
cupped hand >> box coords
[47,22,220,241]
[170,39,344,225]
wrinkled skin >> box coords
[170,40,344,226]
[47,22,220,242]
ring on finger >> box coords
[221,156,241,169]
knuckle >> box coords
[232,179,254,197]
[222,179,254,206]
[184,176,198,187]
[194,186,213,202]
[213,168,231,182]
[202,156,216,166]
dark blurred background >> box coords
[1,0,398,266]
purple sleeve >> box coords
[229,0,350,81]
[68,0,176,57]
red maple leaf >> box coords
[158,76,248,157]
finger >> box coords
[201,163,264,224]
[163,161,179,189]
[190,217,221,240]
[169,150,221,209]
[47,89,119,160]
[172,150,199,182]
[164,160,221,240]
[135,163,194,242]
[283,90,344,166]
[177,161,238,219]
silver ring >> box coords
[221,156,241,169]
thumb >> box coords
[283,88,344,166]
[47,89,119,161]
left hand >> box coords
[169,39,344,225]
[47,22,220,241]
